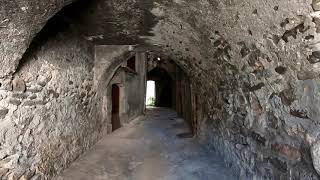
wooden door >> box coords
[112,84,121,131]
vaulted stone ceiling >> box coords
[1,0,158,78]
[2,0,314,80]
[2,0,320,178]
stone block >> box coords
[27,85,43,93]
[48,89,59,98]
[12,93,28,99]
[308,51,320,64]
[22,100,46,107]
[313,0,320,11]
[37,74,52,87]
[8,99,21,106]
[0,108,9,119]
[19,175,28,180]
[0,79,12,91]
[279,88,295,106]
[297,71,318,80]
[268,157,287,173]
[29,94,37,100]
[271,143,301,161]
[311,141,320,175]
[290,109,309,119]
[251,131,266,145]
[313,17,320,33]
[12,78,26,92]
[0,168,9,178]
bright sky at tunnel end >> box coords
[146,81,155,106]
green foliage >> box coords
[146,97,155,106]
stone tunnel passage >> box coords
[146,55,195,135]
[56,108,237,180]
[4,0,320,179]
[147,67,173,108]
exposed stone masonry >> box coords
[147,0,320,179]
[2,0,320,179]
[0,29,99,179]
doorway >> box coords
[111,84,121,131]
[146,80,156,106]
[147,67,173,108]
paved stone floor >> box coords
[56,108,236,180]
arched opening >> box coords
[145,55,196,136]
[146,80,155,106]
[147,67,173,108]
[111,84,121,131]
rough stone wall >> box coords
[3,0,320,179]
[148,0,320,179]
[0,28,108,179]
[175,70,192,129]
[0,0,75,78]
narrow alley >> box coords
[56,108,236,180]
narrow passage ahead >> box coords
[56,108,236,180]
